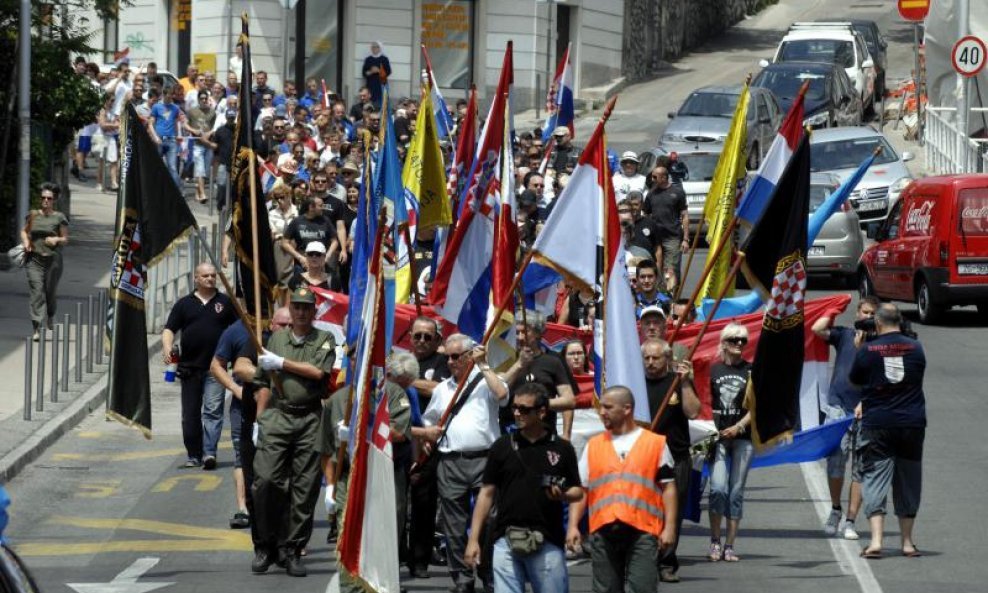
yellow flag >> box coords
[696,83,750,303]
[402,86,450,232]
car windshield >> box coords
[810,136,898,171]
[754,70,826,101]
[779,39,855,68]
[677,92,739,118]
[808,183,836,213]
[675,153,721,181]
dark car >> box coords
[817,19,888,98]
[753,61,862,129]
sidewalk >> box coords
[0,168,220,482]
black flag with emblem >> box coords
[740,133,810,447]
[107,104,198,437]
[230,15,277,324]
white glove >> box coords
[324,485,337,515]
[258,349,285,371]
[252,422,261,446]
[336,420,350,443]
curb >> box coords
[0,336,163,484]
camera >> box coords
[854,318,877,333]
[541,474,566,490]
[857,317,918,341]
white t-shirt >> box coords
[612,172,646,203]
[578,427,675,485]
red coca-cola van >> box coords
[858,174,988,323]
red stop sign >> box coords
[898,0,930,21]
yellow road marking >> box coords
[76,480,121,498]
[53,441,232,462]
[15,516,252,556]
[76,431,103,439]
[151,474,222,493]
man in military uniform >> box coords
[318,355,412,591]
[251,287,336,577]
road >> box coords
[5,1,987,593]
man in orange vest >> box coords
[567,385,678,593]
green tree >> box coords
[0,0,125,246]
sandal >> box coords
[708,541,722,562]
[722,546,740,562]
[859,547,882,559]
[902,547,922,558]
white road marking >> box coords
[67,557,174,593]
[800,462,883,593]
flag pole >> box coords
[403,222,422,314]
[674,218,705,304]
[649,252,746,431]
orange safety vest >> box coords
[586,430,666,537]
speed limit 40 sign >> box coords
[952,36,987,78]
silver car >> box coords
[659,85,783,170]
[637,148,720,236]
[809,126,914,227]
[807,173,864,286]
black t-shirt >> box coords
[287,270,331,293]
[418,350,451,383]
[503,351,578,431]
[164,292,238,370]
[849,332,926,429]
[643,184,687,240]
[628,217,661,256]
[646,374,691,461]
[285,214,336,250]
[321,195,347,227]
[710,360,752,438]
[213,125,235,168]
[340,206,358,240]
[482,432,581,548]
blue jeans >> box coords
[492,537,568,593]
[709,438,754,520]
[159,137,180,188]
[201,374,225,458]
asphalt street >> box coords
[5,1,988,592]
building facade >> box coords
[85,0,623,111]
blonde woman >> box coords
[708,322,754,562]
[267,181,298,288]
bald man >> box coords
[162,262,238,469]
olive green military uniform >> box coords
[252,323,336,557]
[318,382,411,592]
[26,210,68,331]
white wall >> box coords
[352,0,416,101]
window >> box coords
[959,188,988,236]
[421,1,474,90]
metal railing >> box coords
[924,107,988,175]
[145,223,222,334]
[22,290,108,420]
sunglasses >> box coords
[313,179,328,184]
[725,337,748,346]
[306,252,324,257]
[412,332,436,342]
[511,404,540,414]
[447,352,464,361]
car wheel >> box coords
[915,278,944,324]
[858,270,875,299]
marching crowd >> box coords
[64,47,929,593]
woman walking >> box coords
[20,183,69,341]
[708,322,754,562]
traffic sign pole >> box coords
[957,0,970,172]
[914,22,923,145]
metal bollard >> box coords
[51,323,60,402]
[96,290,105,365]
[36,328,46,412]
[24,337,32,421]
[86,294,95,374]
[75,301,83,382]
[61,314,70,392]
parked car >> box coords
[807,173,863,286]
[659,85,783,169]
[816,19,888,98]
[859,174,988,323]
[752,61,862,128]
[809,126,914,227]
[767,22,877,110]
[638,147,721,236]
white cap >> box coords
[640,305,666,320]
[620,151,640,163]
[304,241,326,255]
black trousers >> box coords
[659,457,691,572]
[178,368,208,460]
[409,454,439,568]
[240,387,260,548]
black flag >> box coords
[107,104,198,437]
[231,15,276,324]
[740,134,811,447]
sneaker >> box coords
[251,550,274,573]
[230,511,250,529]
[32,330,40,343]
[824,508,842,535]
[46,318,54,330]
[182,458,202,468]
[709,541,722,562]
[285,553,306,577]
[659,567,681,582]
[723,545,740,562]
[78,172,89,182]
[842,520,860,540]
[202,456,217,470]
[95,183,103,192]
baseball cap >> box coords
[620,151,640,163]
[304,241,326,255]
[552,126,569,137]
[640,305,666,320]
[290,286,316,304]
